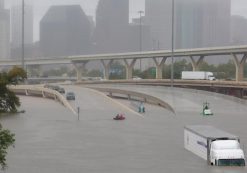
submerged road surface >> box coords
[0,85,247,173]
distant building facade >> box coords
[94,0,130,53]
[0,0,10,59]
[40,5,91,57]
[10,3,33,59]
[200,0,231,47]
[230,15,247,45]
[144,0,231,50]
[175,0,231,49]
[145,0,172,50]
[94,0,151,54]
[0,0,3,9]
[11,4,33,48]
[129,18,151,52]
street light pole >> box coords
[21,0,25,69]
[138,10,144,71]
[171,0,175,87]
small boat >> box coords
[113,114,126,120]
[202,102,213,116]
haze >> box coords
[1,0,247,61]
[4,0,247,42]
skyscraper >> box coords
[0,0,4,9]
[11,2,33,59]
[175,0,204,49]
[231,15,247,45]
[175,0,231,49]
[145,0,231,50]
[145,0,172,50]
[201,0,231,47]
[40,5,91,57]
[11,3,33,49]
[0,0,10,59]
[94,0,130,53]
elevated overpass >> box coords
[1,45,247,81]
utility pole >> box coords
[171,0,175,87]
[21,0,25,69]
[138,10,144,71]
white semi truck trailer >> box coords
[184,125,245,166]
[181,71,215,80]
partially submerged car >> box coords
[44,84,65,94]
[66,92,75,100]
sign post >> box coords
[77,106,80,121]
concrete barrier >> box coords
[8,85,76,115]
[87,86,175,114]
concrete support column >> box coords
[232,54,247,81]
[124,59,136,79]
[73,61,88,82]
[190,56,204,71]
[153,57,167,79]
[101,60,113,80]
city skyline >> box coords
[0,0,10,59]
[0,0,247,60]
[4,0,247,42]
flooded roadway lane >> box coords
[0,85,247,173]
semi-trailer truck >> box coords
[184,125,245,166]
[181,71,215,80]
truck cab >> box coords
[210,140,245,166]
[207,72,216,81]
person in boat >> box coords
[119,113,124,119]
[116,114,120,119]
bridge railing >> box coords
[8,85,76,115]
[88,86,175,114]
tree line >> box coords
[0,66,26,170]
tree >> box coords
[0,124,15,170]
[217,60,235,79]
[0,66,26,113]
[198,61,217,72]
[141,67,156,79]
[109,61,126,79]
[87,69,103,77]
[163,59,192,79]
[0,66,25,169]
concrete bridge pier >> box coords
[124,59,136,79]
[232,54,247,81]
[153,57,167,79]
[101,60,113,80]
[73,61,88,82]
[190,55,204,71]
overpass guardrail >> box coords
[88,86,175,114]
[8,85,76,115]
[77,79,247,88]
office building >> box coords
[0,0,10,59]
[145,0,172,50]
[40,5,91,57]
[94,0,130,53]
[231,15,247,45]
[11,3,33,58]
[175,0,231,49]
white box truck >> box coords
[184,125,245,166]
[181,71,215,80]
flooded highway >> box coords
[1,85,247,173]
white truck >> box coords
[181,71,215,80]
[184,125,245,166]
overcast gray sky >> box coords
[5,0,247,41]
